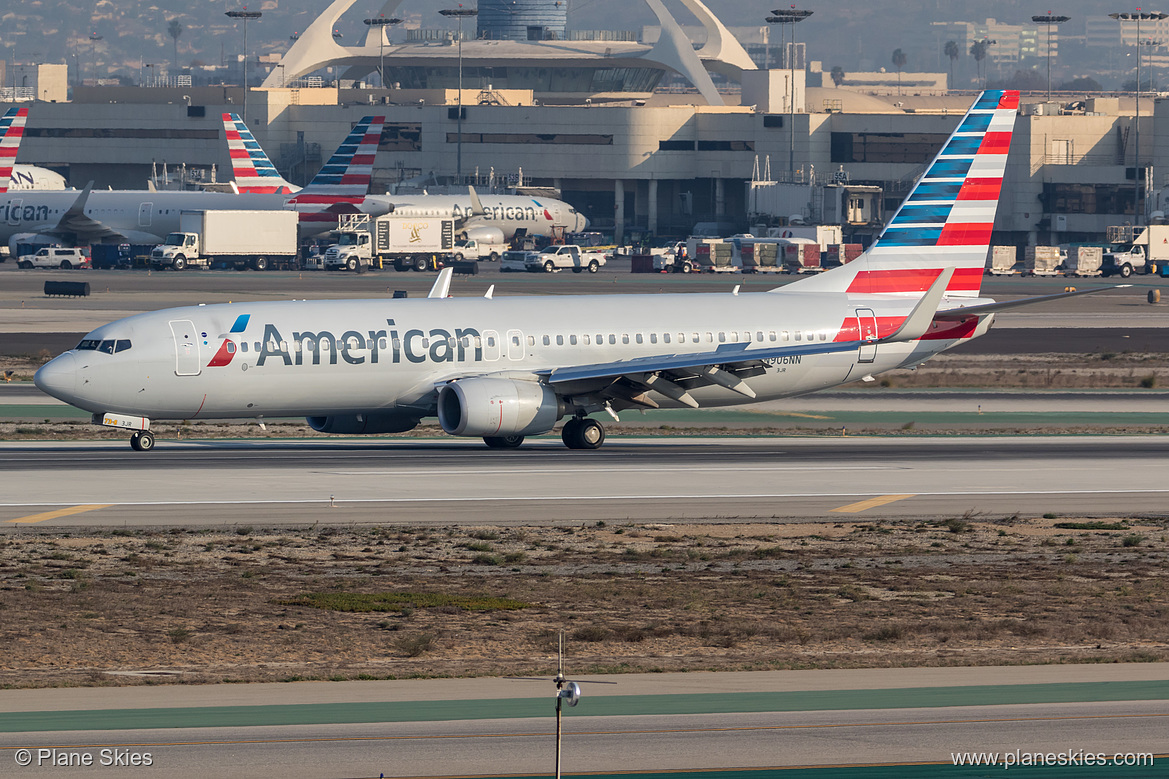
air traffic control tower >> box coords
[478,0,568,41]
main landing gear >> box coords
[129,430,155,451]
[561,417,605,450]
[483,434,524,449]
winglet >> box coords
[61,182,96,222]
[484,284,494,299]
[468,185,486,217]
[428,266,453,299]
[880,267,953,343]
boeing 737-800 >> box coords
[0,114,389,250]
[223,113,588,240]
[35,91,1114,451]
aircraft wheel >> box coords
[172,256,186,271]
[576,418,605,449]
[587,259,600,273]
[484,434,524,449]
[130,431,155,452]
[561,418,582,448]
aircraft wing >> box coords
[41,184,127,243]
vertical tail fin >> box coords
[222,113,298,194]
[781,90,1019,297]
[0,107,30,194]
[291,115,385,203]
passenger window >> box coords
[569,335,577,345]
[769,331,777,342]
[650,333,658,344]
[114,339,132,353]
[622,334,630,344]
[820,331,828,341]
[742,332,750,342]
[254,342,262,351]
[663,333,670,344]
[487,336,496,347]
[718,332,726,343]
[795,331,802,342]
[705,333,713,343]
[527,336,535,346]
[241,342,249,353]
[583,335,591,345]
[473,337,481,348]
[608,334,616,345]
[99,340,115,354]
[393,338,401,350]
[226,341,236,354]
[635,334,643,344]
[543,335,551,346]
[691,333,699,343]
[281,341,289,352]
[781,330,789,341]
[557,335,565,346]
[757,331,764,342]
[420,338,429,349]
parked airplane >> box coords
[0,108,64,191]
[222,112,588,240]
[35,91,1116,452]
[0,115,387,251]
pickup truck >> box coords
[17,247,90,269]
[523,245,606,273]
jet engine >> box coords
[306,412,420,435]
[463,225,505,245]
[437,377,562,438]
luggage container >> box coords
[783,240,822,273]
[986,245,1017,275]
[1065,246,1103,276]
[1024,245,1061,276]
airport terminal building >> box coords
[1,0,1164,248]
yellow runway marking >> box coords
[6,504,113,524]
[831,494,916,513]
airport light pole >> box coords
[766,8,813,178]
[1110,11,1168,225]
[88,32,102,86]
[440,6,478,186]
[1031,13,1069,102]
[225,8,262,123]
[363,15,402,88]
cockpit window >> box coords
[77,339,101,350]
[115,340,132,353]
[98,340,116,354]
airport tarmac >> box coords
[4,436,1169,526]
[1,666,1165,778]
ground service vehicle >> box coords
[451,234,506,262]
[323,215,456,271]
[17,247,90,269]
[1102,225,1169,277]
[151,211,299,270]
[523,245,605,273]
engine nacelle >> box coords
[306,412,420,435]
[437,378,562,437]
[464,225,506,245]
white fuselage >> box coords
[33,290,987,422]
[381,194,587,240]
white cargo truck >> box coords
[1102,225,1169,277]
[151,210,299,271]
[322,214,456,271]
[523,244,606,273]
[450,227,506,262]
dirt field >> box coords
[2,517,1167,689]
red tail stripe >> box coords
[228,149,254,160]
[957,178,1002,201]
[998,92,1020,110]
[846,268,982,294]
[938,223,994,246]
[288,194,366,204]
[978,132,1012,154]
[348,154,376,165]
[3,127,24,139]
[834,315,980,343]
[0,148,18,159]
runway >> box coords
[3,436,1169,526]
[1,666,1165,778]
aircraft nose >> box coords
[34,352,78,402]
[579,213,590,230]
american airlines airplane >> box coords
[0,114,390,250]
[223,112,588,240]
[35,91,1113,452]
[0,108,64,191]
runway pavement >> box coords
[1,666,1165,778]
[4,436,1169,526]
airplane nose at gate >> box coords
[34,352,78,403]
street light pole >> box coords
[226,8,262,123]
[1031,13,1070,102]
[766,8,813,178]
[1110,11,1168,225]
[363,15,402,89]
[440,6,478,186]
[88,32,102,86]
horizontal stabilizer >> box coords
[879,267,953,343]
[934,285,1130,319]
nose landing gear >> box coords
[129,430,156,451]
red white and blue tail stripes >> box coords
[0,107,29,194]
[793,91,1019,298]
[289,116,385,205]
[222,113,295,194]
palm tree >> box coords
[167,19,183,71]
[830,65,845,87]
[892,48,907,95]
[970,40,989,87]
[943,40,959,90]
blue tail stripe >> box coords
[229,314,250,334]
[957,113,993,133]
[972,91,1005,109]
[941,136,984,156]
[924,159,973,179]
[890,204,953,225]
[906,182,963,202]
[877,227,944,246]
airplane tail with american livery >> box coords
[34,91,1128,452]
[0,107,29,194]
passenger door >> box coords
[169,319,201,376]
[856,308,877,363]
